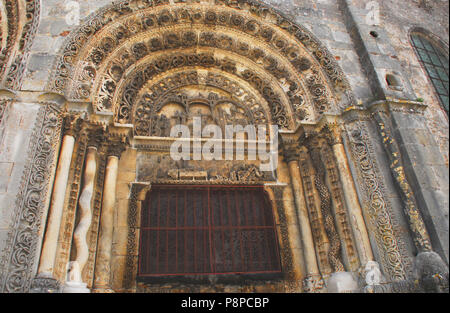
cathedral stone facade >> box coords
[0,0,448,293]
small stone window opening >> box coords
[386,74,403,91]
[137,185,282,280]
[411,33,449,115]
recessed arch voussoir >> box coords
[48,0,355,127]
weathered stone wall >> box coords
[0,102,40,269]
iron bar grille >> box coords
[138,185,282,277]
[411,34,449,114]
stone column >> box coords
[93,141,126,292]
[281,186,306,282]
[283,145,323,292]
[327,126,374,266]
[32,116,81,292]
[63,129,103,293]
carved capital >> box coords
[30,276,61,293]
[63,114,84,138]
[86,126,107,149]
[321,124,343,146]
[107,135,129,158]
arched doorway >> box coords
[37,0,378,293]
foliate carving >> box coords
[303,274,325,293]
[29,276,61,293]
[298,151,332,274]
[0,104,63,293]
[86,127,107,148]
[306,70,330,114]
[0,99,9,126]
[114,51,290,129]
[271,186,296,282]
[308,142,345,273]
[320,124,343,146]
[30,276,61,293]
[0,0,19,81]
[347,123,409,281]
[1,0,40,89]
[123,183,147,291]
[63,114,85,138]
[373,113,433,252]
[50,0,353,132]
[137,155,275,184]
[321,143,359,270]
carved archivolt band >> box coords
[48,0,355,129]
[0,104,62,293]
[0,0,40,89]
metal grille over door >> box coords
[138,185,282,277]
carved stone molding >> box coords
[29,275,61,293]
[320,123,343,146]
[86,126,107,149]
[270,186,296,283]
[372,112,433,252]
[298,149,332,275]
[53,133,88,282]
[107,135,129,158]
[63,114,85,138]
[48,0,355,132]
[321,143,359,271]
[123,183,150,292]
[346,122,411,281]
[308,142,345,273]
[1,0,41,89]
[0,103,63,293]
[282,139,300,164]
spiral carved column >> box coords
[63,128,104,293]
[324,125,374,267]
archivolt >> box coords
[48,0,355,130]
[0,0,40,89]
